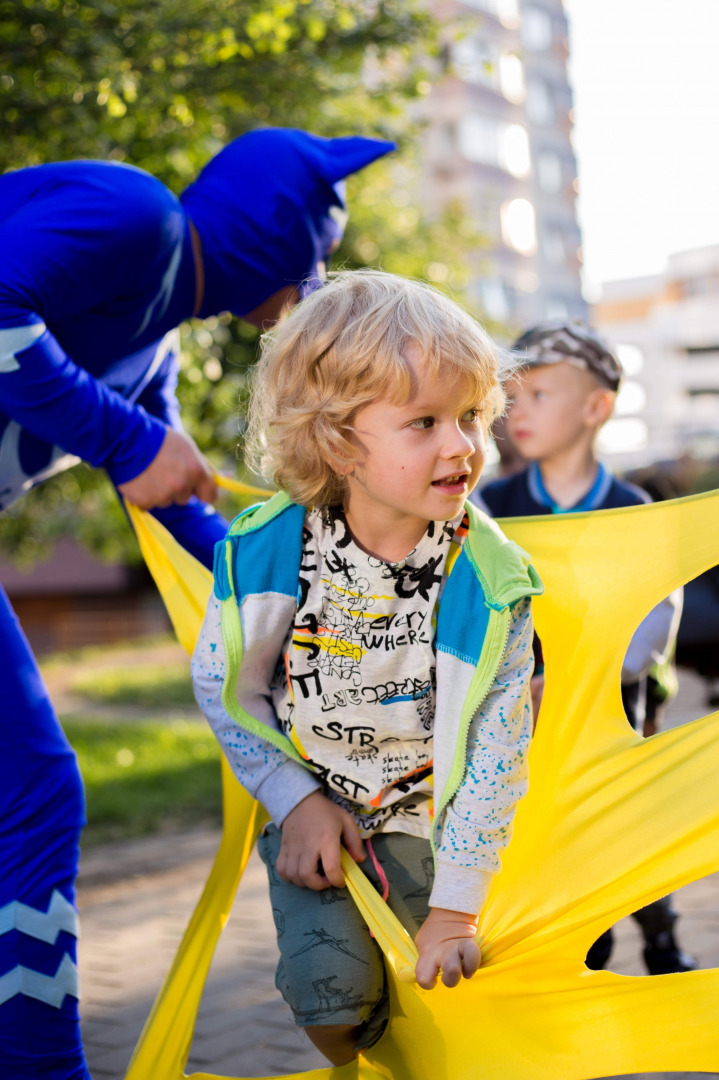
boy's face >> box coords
[344,343,487,532]
[505,362,611,463]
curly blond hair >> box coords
[244,269,505,506]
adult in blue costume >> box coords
[0,128,393,1079]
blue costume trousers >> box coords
[0,584,89,1079]
[0,348,226,1077]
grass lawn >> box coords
[62,716,222,845]
[40,633,176,674]
[70,662,195,708]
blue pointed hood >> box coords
[180,128,395,318]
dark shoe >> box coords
[643,930,697,975]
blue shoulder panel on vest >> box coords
[231,502,305,603]
[435,547,489,666]
[213,538,232,601]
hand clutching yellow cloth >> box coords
[124,483,719,1080]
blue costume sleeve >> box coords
[0,163,195,486]
[0,327,166,484]
[128,351,229,565]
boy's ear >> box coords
[322,439,355,477]
[584,387,616,429]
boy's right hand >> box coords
[277,791,365,890]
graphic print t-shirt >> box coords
[270,506,467,839]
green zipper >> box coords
[219,538,306,765]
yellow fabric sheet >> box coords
[124,484,719,1080]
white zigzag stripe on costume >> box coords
[0,889,79,945]
[0,322,46,373]
[0,954,79,1008]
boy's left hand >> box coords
[414,907,481,990]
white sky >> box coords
[563,0,719,292]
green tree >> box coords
[0,0,485,568]
[0,0,435,184]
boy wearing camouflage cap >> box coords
[474,319,694,976]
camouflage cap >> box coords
[511,319,622,392]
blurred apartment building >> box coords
[593,245,719,468]
[423,0,586,332]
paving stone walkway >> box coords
[78,831,326,1079]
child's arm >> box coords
[191,593,322,826]
[277,790,365,890]
[424,597,534,977]
[621,588,683,683]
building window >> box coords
[615,380,647,416]
[677,276,717,298]
[499,52,525,103]
[521,6,553,51]
[497,0,521,27]
[452,37,498,88]
[461,0,520,29]
[473,197,502,239]
[458,115,499,166]
[542,228,565,266]
[536,151,563,193]
[526,79,555,125]
[454,41,526,107]
[616,343,644,376]
[687,390,719,416]
[596,418,649,454]
[502,124,531,177]
[458,116,530,178]
[684,344,719,356]
[501,198,537,254]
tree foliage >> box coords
[0,0,434,183]
[0,0,485,568]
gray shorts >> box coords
[257,825,433,1050]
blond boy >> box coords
[192,271,542,1063]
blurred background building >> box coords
[422,0,587,331]
[419,1,719,476]
[0,543,168,654]
[594,245,719,469]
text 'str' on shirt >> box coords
[270,505,468,840]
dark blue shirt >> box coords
[477,462,650,518]
[475,461,651,726]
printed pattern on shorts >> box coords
[258,825,432,1040]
